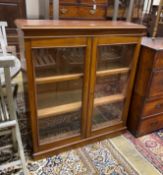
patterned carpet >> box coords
[124,130,163,174]
[27,140,139,175]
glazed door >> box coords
[87,37,140,136]
[29,37,91,147]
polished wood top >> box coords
[15,20,146,30]
[142,37,163,50]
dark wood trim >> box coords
[24,39,39,152]
[122,38,142,124]
[82,38,92,138]
[33,127,126,160]
[86,37,98,137]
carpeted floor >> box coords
[26,140,139,175]
[124,130,163,174]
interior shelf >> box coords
[38,101,81,119]
[96,67,130,77]
[38,94,125,119]
[36,73,83,84]
[36,67,129,85]
[94,94,125,106]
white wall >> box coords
[153,0,160,6]
[25,0,39,19]
[143,0,160,13]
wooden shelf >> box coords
[38,94,125,119]
[38,101,81,119]
[36,67,129,85]
[36,73,83,84]
[94,94,125,106]
[97,67,130,77]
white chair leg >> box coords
[0,24,28,174]
[15,123,28,175]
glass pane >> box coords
[97,44,135,71]
[39,110,81,144]
[32,47,85,77]
[95,74,128,98]
[92,102,123,130]
[32,47,85,143]
[36,79,82,109]
[92,44,135,130]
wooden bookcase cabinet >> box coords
[16,20,145,159]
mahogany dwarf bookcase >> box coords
[16,20,146,159]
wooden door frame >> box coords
[86,36,141,137]
[24,37,92,153]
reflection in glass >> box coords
[32,47,85,143]
[97,45,135,70]
[95,74,128,98]
[32,47,85,77]
[92,44,135,130]
[36,79,82,109]
[92,102,123,129]
[39,110,81,144]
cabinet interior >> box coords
[31,43,135,145]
